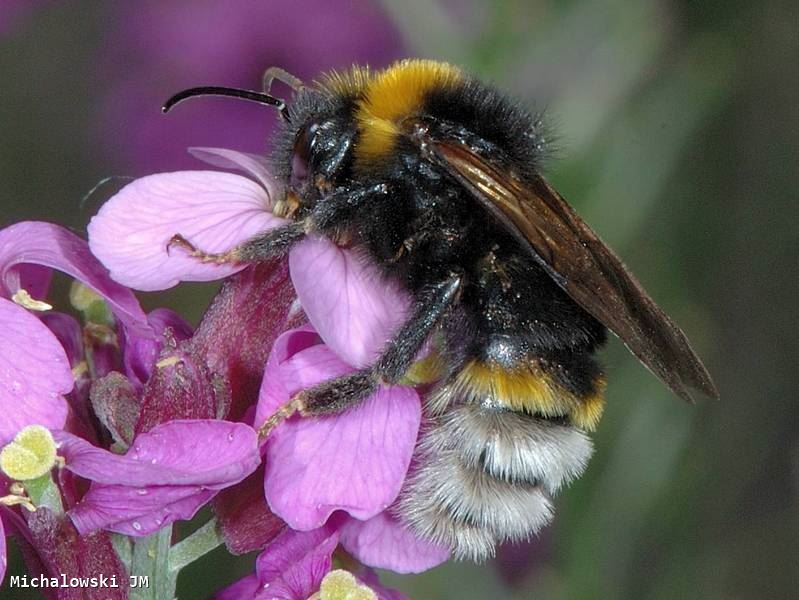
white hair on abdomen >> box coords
[393,402,593,561]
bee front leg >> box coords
[259,273,462,437]
[167,222,307,264]
[168,183,389,265]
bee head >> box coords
[161,82,358,218]
[285,102,355,195]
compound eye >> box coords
[290,122,318,188]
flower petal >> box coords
[123,307,193,388]
[263,353,421,529]
[56,420,260,487]
[338,511,449,574]
[289,237,410,368]
[39,312,84,367]
[189,147,278,195]
[0,222,151,337]
[254,329,340,430]
[0,298,71,446]
[255,525,339,600]
[70,484,216,536]
[87,171,286,291]
[15,264,52,301]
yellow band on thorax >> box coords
[354,59,462,164]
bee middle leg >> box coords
[259,273,462,436]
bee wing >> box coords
[431,140,718,402]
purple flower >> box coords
[59,420,260,536]
[86,149,450,573]
[0,296,72,445]
[94,0,404,173]
[0,221,261,585]
[257,326,448,573]
[218,523,408,600]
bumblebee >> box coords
[163,59,718,560]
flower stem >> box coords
[168,517,224,574]
[111,533,133,572]
[130,526,176,600]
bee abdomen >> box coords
[394,404,593,561]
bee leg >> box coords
[290,274,462,419]
[258,274,461,437]
[169,183,389,265]
[167,222,307,264]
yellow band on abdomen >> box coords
[455,360,605,431]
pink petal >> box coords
[189,147,278,195]
[0,298,71,446]
[123,307,193,387]
[289,237,410,368]
[71,485,216,536]
[56,420,260,487]
[0,222,151,337]
[255,526,339,600]
[339,512,449,574]
[87,171,286,291]
[254,329,343,430]
[15,264,52,301]
[263,346,421,529]
[40,312,84,367]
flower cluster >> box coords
[0,148,447,598]
[0,220,262,595]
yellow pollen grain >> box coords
[12,289,52,311]
[72,360,89,380]
[155,355,181,369]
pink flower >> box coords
[257,325,448,573]
[218,523,408,599]
[86,148,450,573]
[0,221,261,585]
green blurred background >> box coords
[2,0,797,598]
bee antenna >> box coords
[161,86,290,122]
